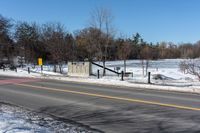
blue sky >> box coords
[0,0,200,43]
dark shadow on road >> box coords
[37,102,200,133]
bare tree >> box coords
[15,22,41,64]
[41,22,71,73]
[117,38,131,73]
[0,14,14,63]
[140,45,152,76]
[89,7,115,76]
[75,27,100,61]
[180,59,200,80]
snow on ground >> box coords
[91,59,200,87]
[0,59,200,93]
[0,103,96,133]
[0,66,63,78]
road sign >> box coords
[38,58,43,66]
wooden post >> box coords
[41,65,43,74]
[28,67,30,74]
[121,71,124,81]
[148,72,151,84]
[97,69,100,79]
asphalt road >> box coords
[0,75,200,133]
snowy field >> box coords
[0,103,97,133]
[0,59,200,93]
[92,59,200,86]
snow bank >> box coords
[0,103,97,133]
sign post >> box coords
[38,58,43,74]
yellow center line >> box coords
[14,83,200,111]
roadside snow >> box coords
[0,103,96,133]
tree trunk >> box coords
[145,60,149,76]
[59,64,62,74]
[124,59,126,73]
[53,64,56,72]
[142,60,144,77]
[103,59,106,76]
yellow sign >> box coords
[38,58,43,66]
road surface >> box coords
[0,75,200,133]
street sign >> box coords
[38,58,43,66]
